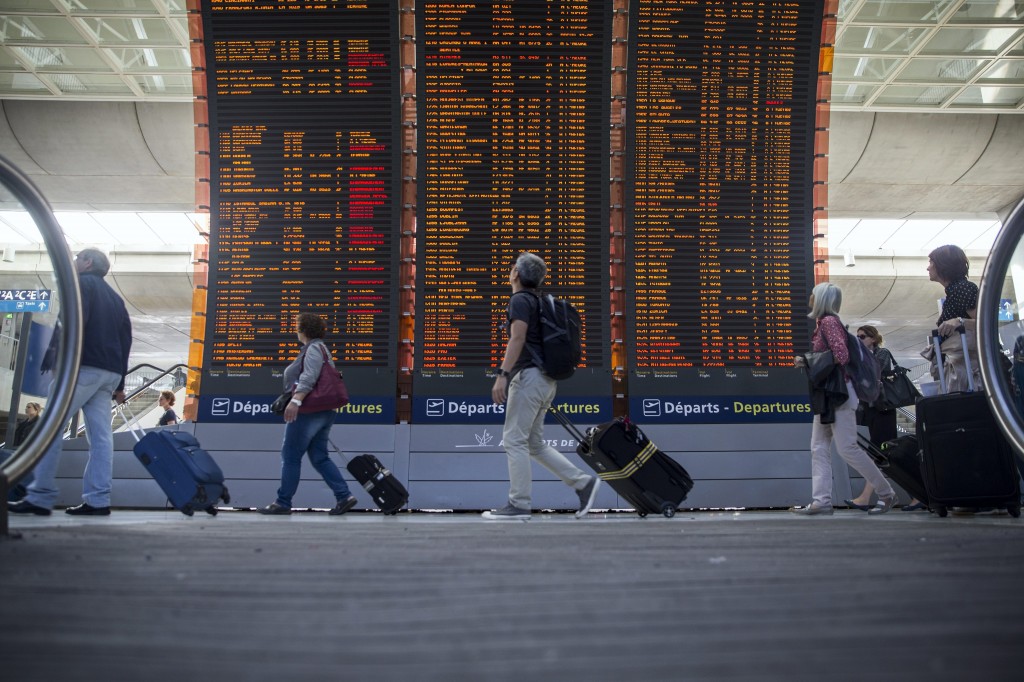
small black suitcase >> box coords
[329,441,408,515]
[551,409,693,518]
[858,433,929,505]
[916,328,1021,518]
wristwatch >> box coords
[290,397,303,406]
[497,369,512,379]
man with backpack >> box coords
[483,252,600,520]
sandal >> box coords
[901,501,927,512]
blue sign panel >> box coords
[629,395,812,424]
[0,290,51,312]
[198,395,394,424]
[413,395,613,425]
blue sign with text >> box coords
[199,395,394,424]
[0,289,51,312]
[629,395,813,424]
[413,395,613,424]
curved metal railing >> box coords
[978,196,1024,461]
[0,155,83,535]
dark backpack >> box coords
[518,291,583,380]
[828,318,881,403]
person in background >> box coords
[8,248,132,517]
[845,326,906,511]
[12,402,42,447]
[157,390,178,426]
[258,313,357,516]
[928,244,980,391]
[792,282,897,516]
[482,251,601,520]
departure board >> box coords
[199,1,399,423]
[626,0,821,423]
[414,0,612,423]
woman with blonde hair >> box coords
[792,283,897,515]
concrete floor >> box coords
[1,509,1023,682]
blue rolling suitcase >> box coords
[129,417,230,516]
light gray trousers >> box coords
[810,380,895,507]
[503,367,590,509]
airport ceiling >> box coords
[0,0,1020,110]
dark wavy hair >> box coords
[928,244,969,282]
[296,313,327,339]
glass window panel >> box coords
[946,0,1024,23]
[131,73,193,96]
[78,17,182,45]
[0,211,44,242]
[925,220,1001,250]
[920,27,1020,55]
[90,212,160,243]
[11,45,113,71]
[55,212,116,245]
[837,0,858,21]
[59,0,161,13]
[978,59,1024,82]
[48,72,133,94]
[882,220,952,251]
[831,56,903,80]
[0,50,25,69]
[951,85,1024,106]
[836,26,930,54]
[823,219,860,250]
[105,47,190,71]
[830,82,880,104]
[895,57,988,82]
[139,213,205,245]
[0,71,51,93]
[0,16,90,44]
[1009,37,1024,56]
[853,0,958,23]
[872,84,960,105]
[0,2,60,12]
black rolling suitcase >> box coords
[916,328,1021,518]
[550,408,693,518]
[857,433,929,505]
[329,441,408,515]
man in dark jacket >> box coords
[9,248,133,516]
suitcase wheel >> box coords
[935,505,948,518]
[637,510,648,518]
[661,503,676,518]
[221,486,231,504]
[206,506,218,516]
[1008,505,1021,519]
[183,508,194,517]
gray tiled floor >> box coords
[1,509,1023,681]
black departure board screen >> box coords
[198,1,399,423]
[626,0,822,424]
[414,0,612,424]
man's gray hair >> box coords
[808,282,842,319]
[77,248,110,276]
[515,252,547,288]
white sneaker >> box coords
[481,503,531,520]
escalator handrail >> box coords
[0,154,83,486]
[68,364,189,438]
[978,196,1024,459]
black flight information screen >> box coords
[414,0,611,424]
[199,1,399,423]
[626,0,822,424]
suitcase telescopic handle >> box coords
[327,438,351,464]
[548,406,587,443]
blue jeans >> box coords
[275,409,352,508]
[25,365,121,510]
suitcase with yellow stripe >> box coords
[551,410,693,517]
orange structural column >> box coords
[814,0,836,285]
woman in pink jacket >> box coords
[792,282,897,516]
